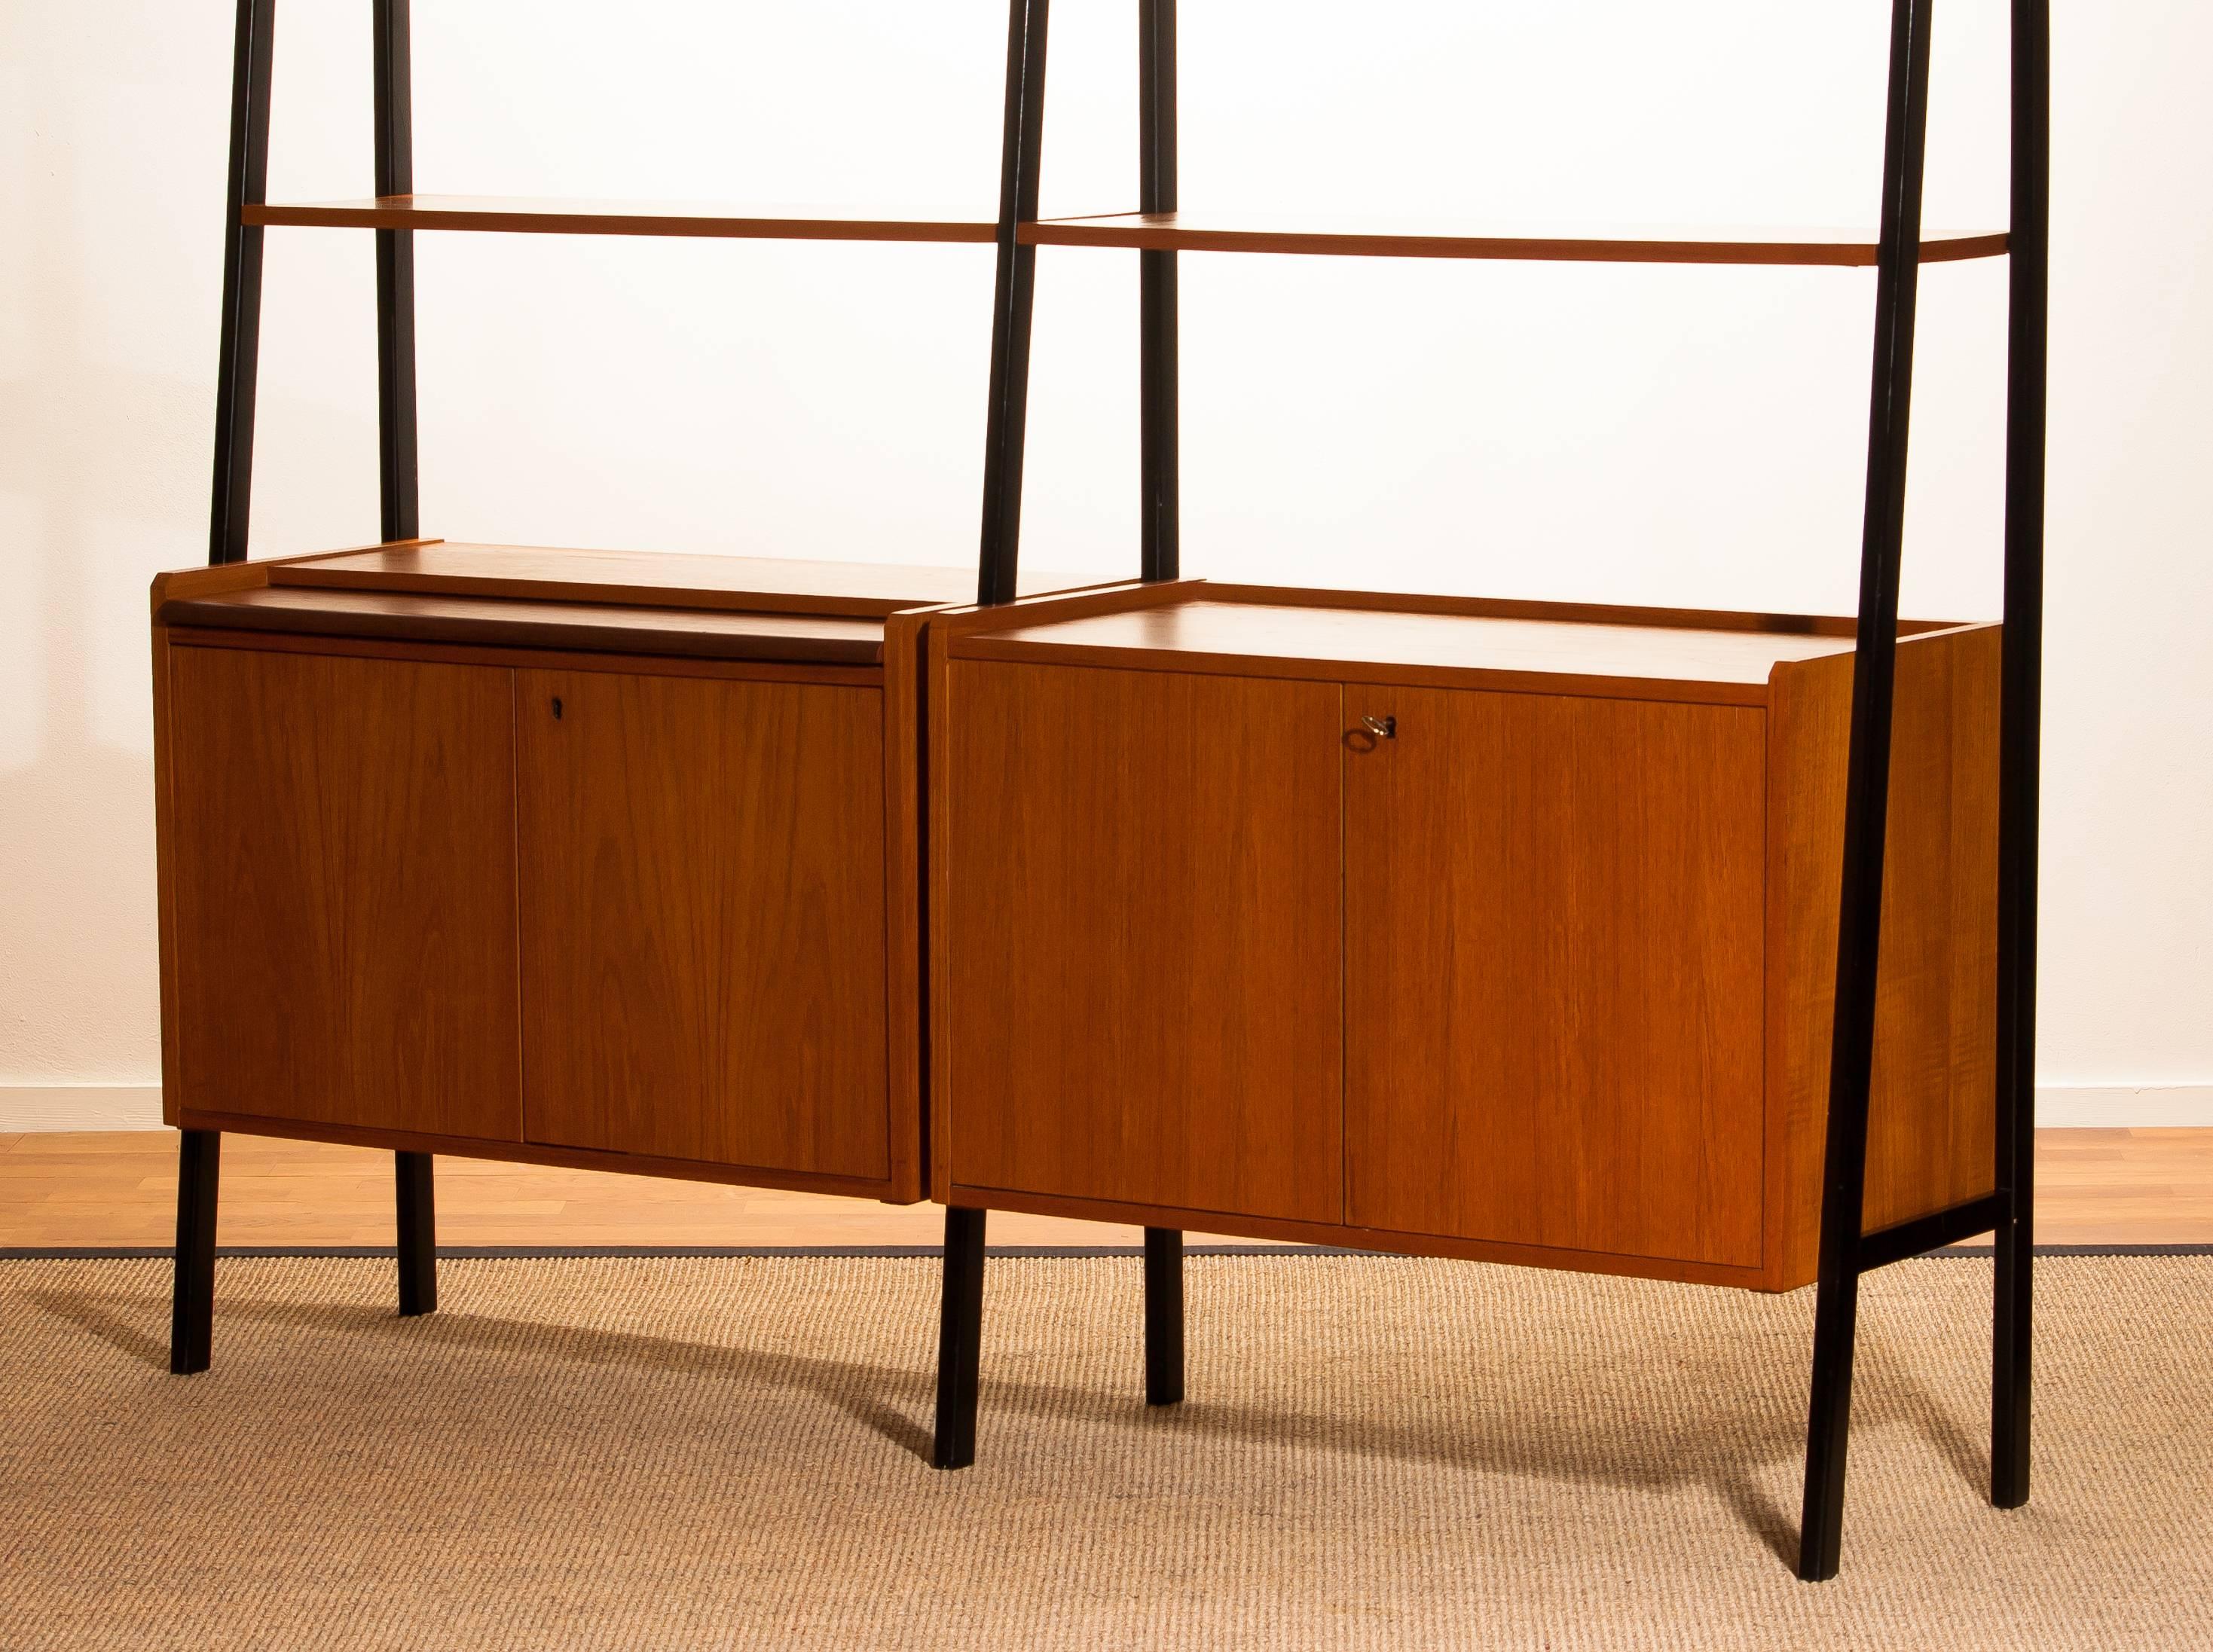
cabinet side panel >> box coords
[1774,626,2001,1279]
[1866,628,2001,1230]
[940,661,1344,1223]
[880,613,929,1202]
[151,624,184,1125]
[167,645,523,1140]
[516,670,889,1180]
[1343,686,1767,1269]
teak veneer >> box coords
[1023,211,2011,267]
[246,194,999,244]
[151,542,1002,1209]
[923,582,2001,1292]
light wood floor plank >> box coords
[0,1128,2205,1248]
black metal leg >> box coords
[1798,1260,1863,1580]
[1143,1226,1184,1406]
[396,1151,436,1317]
[1991,1184,2031,1506]
[1795,0,1933,1583]
[934,1207,987,1469]
[1991,0,2049,1518]
[170,1131,221,1375]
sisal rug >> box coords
[2,1254,2207,1650]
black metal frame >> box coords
[373,0,421,543]
[938,0,1185,1462]
[974,0,1053,606]
[933,1207,988,1468]
[175,0,439,1369]
[185,0,2046,1577]
[951,0,2050,1583]
[1137,0,1179,582]
[170,1131,220,1374]
[1143,1226,1184,1405]
[206,0,274,566]
[396,1151,439,1316]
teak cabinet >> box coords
[149,540,1032,1205]
[927,584,2000,1292]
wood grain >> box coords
[880,610,932,1199]
[162,627,881,687]
[165,646,522,1141]
[1343,687,1768,1268]
[1022,210,2009,266]
[246,195,998,243]
[938,661,1345,1223]
[515,669,891,1180]
[1197,583,1943,639]
[174,1110,896,1205]
[271,543,1090,619]
[954,599,1854,704]
[160,587,888,664]
[1771,625,2002,1283]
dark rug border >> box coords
[3,1243,2208,1262]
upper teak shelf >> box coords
[242,198,2009,265]
[1022,211,2010,266]
[245,195,999,244]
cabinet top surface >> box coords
[963,597,1862,690]
[160,586,891,667]
[276,542,1092,620]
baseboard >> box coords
[2035,1086,2213,1128]
[0,1086,164,1131]
[3,1084,2211,1134]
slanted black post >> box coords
[207,0,277,566]
[1142,1226,1184,1405]
[395,1151,438,1316]
[170,1131,222,1374]
[1138,0,1179,581]
[1991,0,2049,1514]
[372,0,420,544]
[934,1208,988,1468]
[377,5,429,1324]
[1797,0,1934,1585]
[975,0,1053,606]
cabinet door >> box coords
[942,662,1343,1223]
[515,669,888,1179]
[167,646,523,1140]
[1344,687,1765,1267]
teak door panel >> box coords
[942,661,1344,1223]
[167,645,523,1140]
[1343,686,1766,1267]
[515,669,889,1179]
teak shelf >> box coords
[1022,210,2010,266]
[247,194,1000,244]
[155,0,2048,1588]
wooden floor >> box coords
[3,1128,2209,1248]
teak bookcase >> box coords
[157,0,2046,1586]
[156,8,1040,1381]
[915,0,2048,1589]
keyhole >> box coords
[552,697,564,720]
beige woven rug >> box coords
[3,1254,2206,1650]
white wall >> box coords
[4,1,2208,1128]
